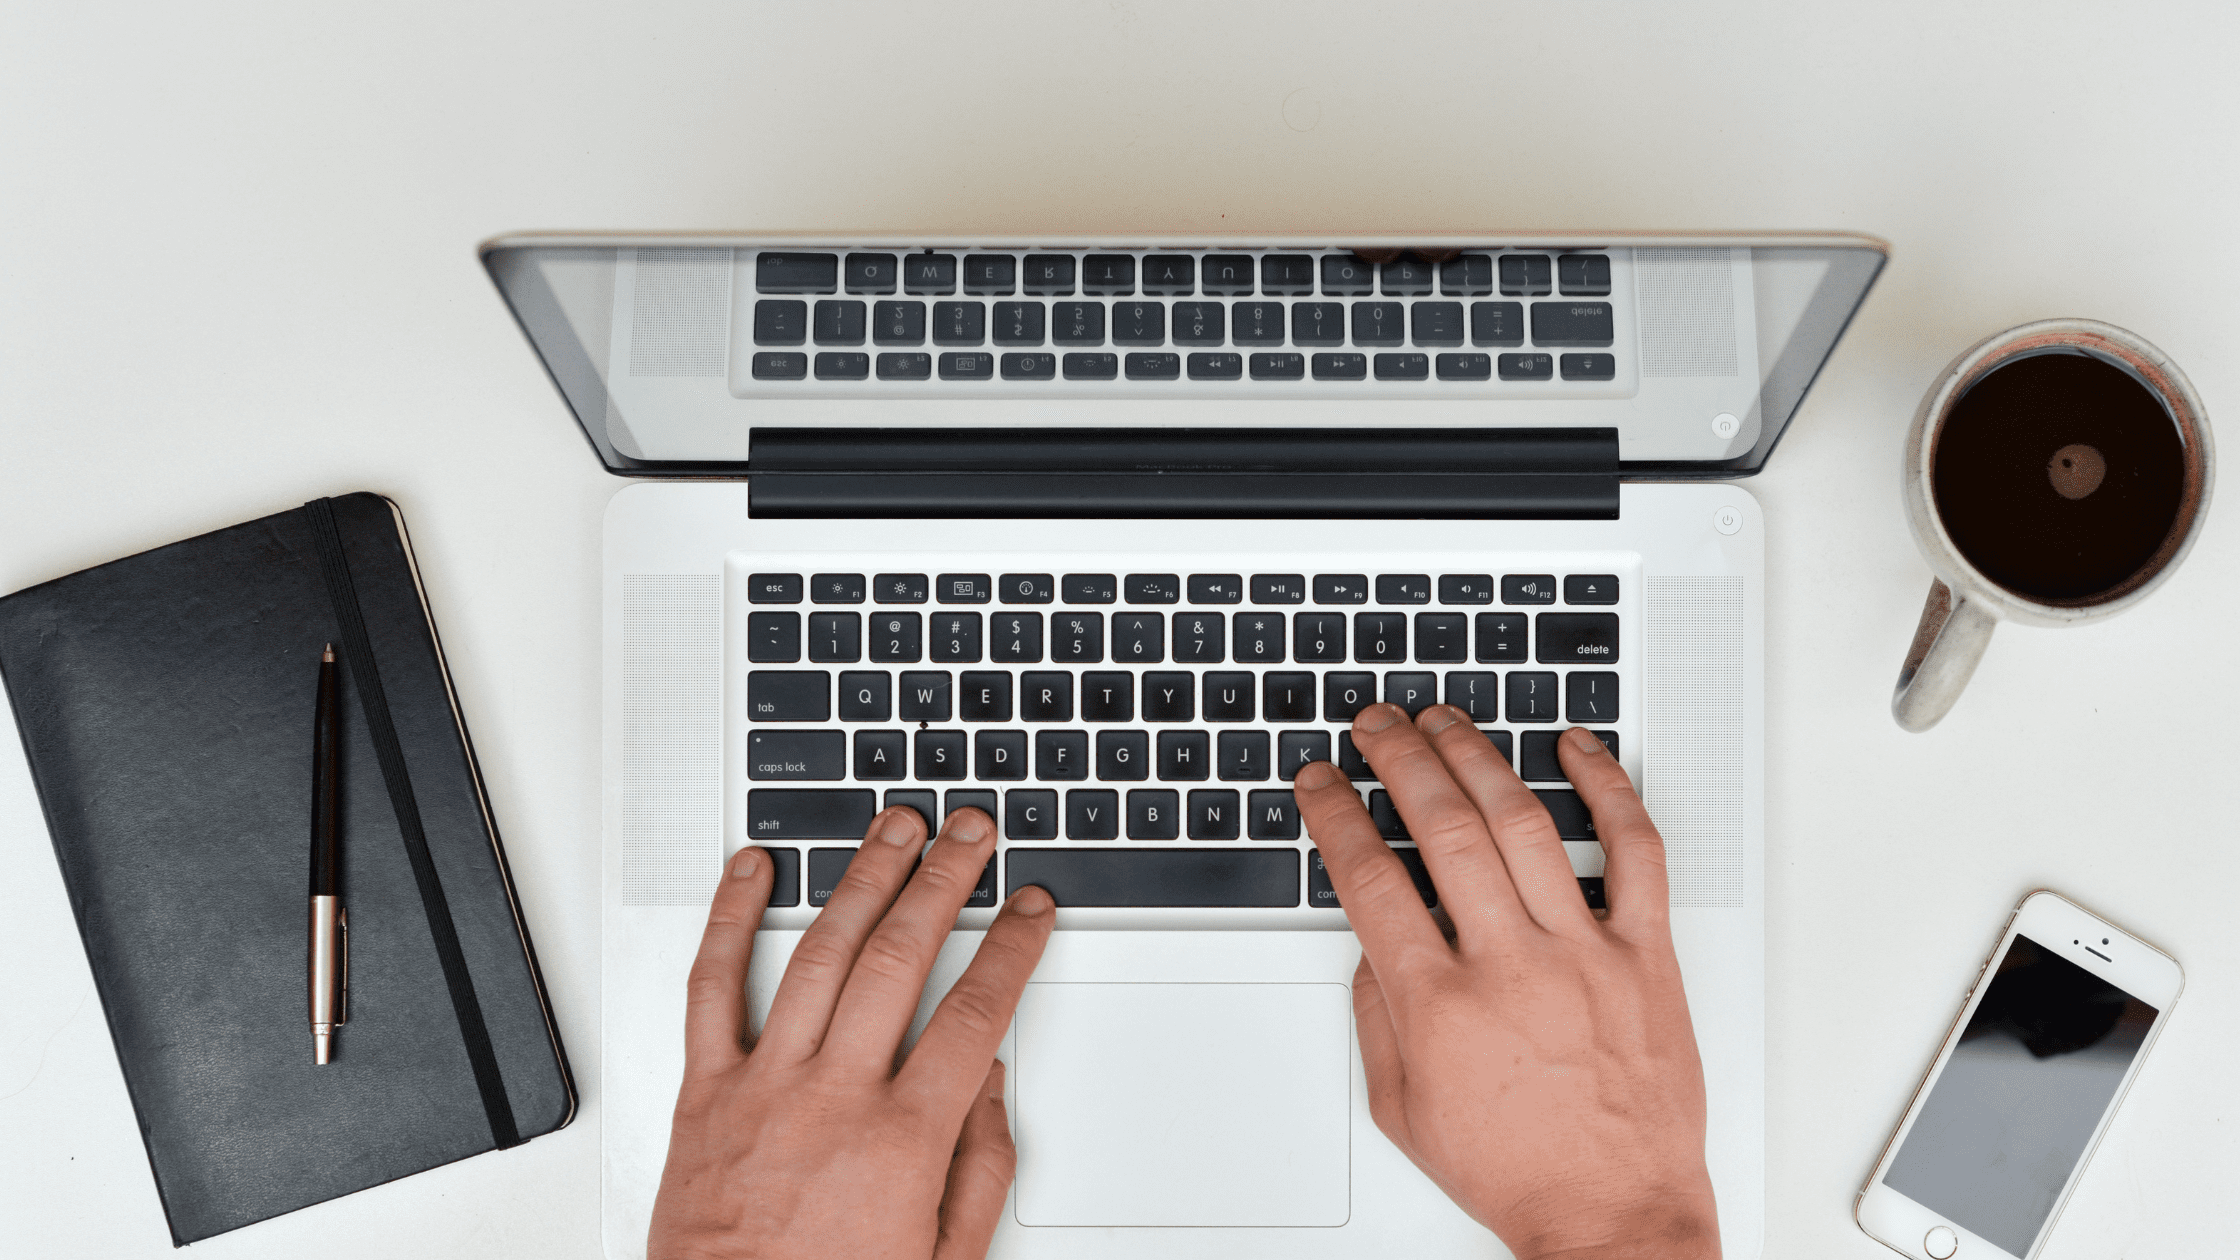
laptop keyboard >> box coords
[734,245,1631,394]
[735,557,1633,916]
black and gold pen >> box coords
[309,643,348,1064]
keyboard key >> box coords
[1201,255,1254,294]
[1313,574,1369,604]
[999,352,1055,380]
[1126,574,1180,604]
[1436,352,1492,380]
[1537,612,1619,663]
[1381,258,1435,296]
[875,573,929,604]
[806,847,855,906]
[990,612,1044,662]
[1498,353,1553,381]
[748,670,829,722]
[855,729,906,780]
[868,611,921,662]
[1125,791,1179,840]
[872,300,926,345]
[1187,352,1243,380]
[1475,612,1528,662]
[1067,789,1120,839]
[1035,729,1088,779]
[1535,789,1596,840]
[977,730,1028,780]
[1053,612,1106,662]
[1098,730,1149,780]
[748,730,845,780]
[1293,612,1346,662]
[808,612,862,662]
[1023,254,1076,295]
[1485,729,1514,764]
[1564,575,1619,605]
[748,788,875,841]
[1173,301,1224,346]
[1439,574,1494,604]
[1261,672,1315,722]
[1507,671,1559,722]
[1312,352,1367,380]
[1125,352,1180,379]
[1142,672,1194,722]
[1412,302,1465,346]
[1234,301,1285,344]
[1354,613,1407,662]
[1413,613,1467,662]
[1374,352,1429,380]
[1567,673,1620,722]
[1247,789,1299,839]
[1384,672,1438,716]
[756,252,837,294]
[1503,574,1558,605]
[813,300,866,345]
[1375,574,1428,604]
[1203,673,1255,722]
[1081,672,1133,722]
[946,789,999,824]
[1063,574,1117,603]
[992,302,1046,346]
[1187,789,1241,838]
[876,351,932,380]
[1520,729,1618,782]
[1498,254,1552,295]
[1249,352,1305,380]
[964,254,1016,295]
[1441,254,1494,296]
[904,253,957,294]
[748,612,801,662]
[1083,254,1136,295]
[1560,353,1616,381]
[1249,574,1305,604]
[1292,302,1344,345]
[1186,574,1243,604]
[940,575,991,606]
[1324,672,1376,721]
[1019,671,1073,722]
[1113,302,1164,346]
[759,846,802,907]
[1053,302,1106,345]
[1443,671,1500,720]
[1351,302,1405,346]
[1113,613,1165,663]
[898,672,951,721]
[928,613,981,662]
[933,302,985,345]
[1306,847,1434,908]
[939,352,994,379]
[959,672,1013,722]
[1321,254,1375,295]
[1007,789,1060,839]
[1470,301,1524,346]
[1144,255,1195,295]
[1277,730,1329,779]
[996,575,1054,606]
[1261,255,1316,295]
[1232,613,1285,663]
[752,351,807,379]
[1336,732,1373,779]
[1533,302,1614,347]
[1368,791,1409,840]
[845,252,897,294]
[1558,253,1612,296]
[1173,611,1225,663]
[814,352,870,380]
[1063,351,1117,379]
[916,730,966,779]
[749,573,803,603]
[839,671,890,721]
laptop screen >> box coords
[482,234,1882,478]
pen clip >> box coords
[337,907,349,1026]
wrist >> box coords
[1507,1191,1720,1260]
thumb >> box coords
[933,1060,1016,1260]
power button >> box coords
[1712,505,1744,536]
[1924,1225,1958,1258]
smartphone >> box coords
[1856,890,2181,1259]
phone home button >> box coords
[1924,1225,1959,1258]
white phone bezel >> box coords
[1855,890,2183,1260]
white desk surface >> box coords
[4,3,2236,1256]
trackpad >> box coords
[1012,982,1350,1228]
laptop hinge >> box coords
[746,428,1619,519]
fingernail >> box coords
[1565,726,1606,755]
[1294,760,1339,789]
[1417,705,1461,735]
[945,808,993,844]
[731,847,760,877]
[874,807,924,847]
[1010,885,1054,915]
[987,1060,1006,1100]
[1356,703,1400,733]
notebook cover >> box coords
[0,492,575,1245]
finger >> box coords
[681,846,773,1076]
[1347,704,1525,939]
[1350,247,1403,264]
[756,806,928,1063]
[1555,726,1671,938]
[1351,953,1409,1149]
[1292,758,1448,975]
[1416,706,1595,932]
[932,1061,1017,1260]
[822,807,999,1069]
[896,885,1055,1119]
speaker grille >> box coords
[621,574,723,904]
[1645,576,1745,908]
[628,248,730,378]
[1636,248,1738,378]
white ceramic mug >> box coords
[1892,318,2214,732]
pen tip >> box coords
[322,644,336,663]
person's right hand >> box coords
[1293,706,1720,1260]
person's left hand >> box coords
[648,805,1055,1260]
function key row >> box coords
[754,349,1614,384]
[751,572,1617,606]
[756,251,1611,299]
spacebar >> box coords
[1004,848,1299,908]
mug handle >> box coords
[1892,580,1999,732]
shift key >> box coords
[748,788,877,839]
[748,730,846,780]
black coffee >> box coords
[1932,350,2187,603]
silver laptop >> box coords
[482,232,1884,1258]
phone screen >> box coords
[1883,933,2158,1255]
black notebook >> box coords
[0,493,574,1246]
